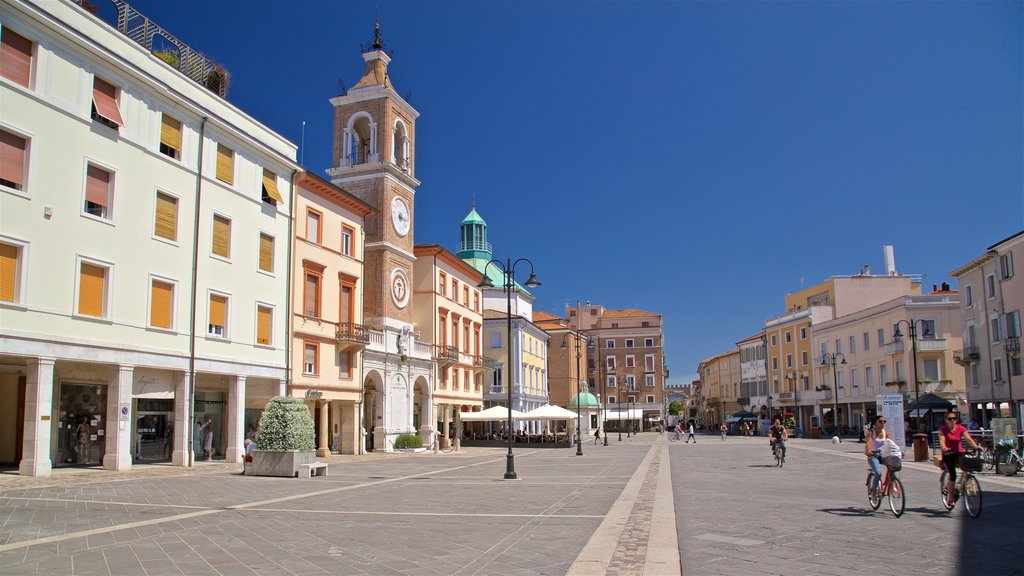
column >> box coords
[442,404,451,449]
[172,372,190,466]
[103,364,133,471]
[19,357,55,476]
[317,400,330,457]
[454,407,461,452]
[226,375,246,463]
[277,379,287,397]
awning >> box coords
[459,406,527,421]
[907,409,936,417]
[603,409,643,420]
[521,404,578,420]
[262,171,284,203]
[132,391,174,399]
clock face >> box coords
[390,268,409,308]
[391,196,410,237]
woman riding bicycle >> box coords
[769,418,787,459]
[865,415,890,492]
[939,411,979,507]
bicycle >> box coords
[427,435,457,453]
[772,440,785,467]
[980,443,996,471]
[939,449,983,518]
[995,442,1022,476]
[866,452,905,517]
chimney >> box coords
[932,284,938,293]
[883,245,897,276]
[941,282,950,292]
[862,265,870,276]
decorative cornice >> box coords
[296,172,374,217]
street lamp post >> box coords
[593,337,606,446]
[893,320,931,434]
[478,258,541,480]
[768,395,773,432]
[561,329,584,456]
[821,352,846,442]
[617,385,623,441]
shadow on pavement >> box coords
[816,506,875,517]
[958,489,1024,576]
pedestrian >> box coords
[194,418,211,461]
[720,423,727,441]
[686,421,696,443]
[594,428,601,445]
[742,422,749,437]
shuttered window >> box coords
[78,262,106,317]
[340,285,353,324]
[262,169,283,204]
[216,144,234,185]
[304,273,320,317]
[0,243,19,303]
[0,27,33,88]
[154,192,177,241]
[91,76,124,128]
[84,164,112,219]
[212,214,230,258]
[208,293,227,337]
[256,305,272,345]
[150,280,173,329]
[339,351,351,376]
[0,129,26,190]
[304,343,318,375]
[306,210,320,244]
[159,114,181,159]
[258,233,274,272]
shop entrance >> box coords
[56,382,107,467]
[193,390,225,461]
[133,398,174,463]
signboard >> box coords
[991,418,1018,447]
[119,404,130,422]
[304,390,323,399]
[877,394,905,447]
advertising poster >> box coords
[991,418,1018,447]
[877,394,906,448]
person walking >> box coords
[686,421,697,443]
[593,428,602,445]
[720,423,727,441]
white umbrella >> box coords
[522,404,579,420]
[459,406,527,421]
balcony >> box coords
[434,345,460,366]
[336,322,370,351]
[1006,337,1021,355]
[606,366,617,374]
[954,346,981,366]
[776,392,795,401]
[472,355,485,368]
[916,338,948,352]
[736,397,750,406]
[881,340,905,356]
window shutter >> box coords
[212,214,230,257]
[0,243,17,302]
[91,77,124,126]
[209,294,226,328]
[154,192,177,241]
[0,129,26,189]
[262,169,283,203]
[256,306,271,345]
[150,280,172,328]
[216,144,234,184]
[160,114,182,154]
[340,285,352,324]
[0,27,32,88]
[304,274,318,316]
[259,233,274,272]
[304,344,316,365]
[85,165,110,207]
[78,263,105,317]
[306,212,320,243]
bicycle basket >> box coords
[960,456,982,472]
[882,455,902,471]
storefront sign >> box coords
[305,390,323,399]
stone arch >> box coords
[362,369,384,452]
[392,118,409,170]
[343,111,377,166]
[413,375,431,443]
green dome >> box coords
[461,208,486,225]
[569,391,600,407]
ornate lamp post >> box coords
[893,320,931,434]
[561,330,584,456]
[821,352,846,441]
[591,337,606,445]
[478,258,540,480]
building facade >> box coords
[0,0,296,474]
[736,332,768,423]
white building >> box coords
[0,0,296,474]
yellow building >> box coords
[697,349,740,428]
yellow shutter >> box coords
[154,192,177,241]
[216,144,234,184]
[259,233,274,272]
[209,294,226,328]
[160,114,181,154]
[150,280,172,329]
[78,263,105,317]
[262,169,283,203]
[212,214,230,258]
[257,306,271,345]
[0,243,17,302]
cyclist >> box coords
[769,418,787,460]
[939,411,980,507]
[865,415,890,493]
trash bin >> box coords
[913,433,929,462]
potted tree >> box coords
[250,396,316,477]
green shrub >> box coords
[783,416,797,429]
[394,434,422,449]
[257,396,314,451]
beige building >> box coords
[289,172,372,456]
[950,229,1023,428]
[697,349,741,429]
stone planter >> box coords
[250,450,315,477]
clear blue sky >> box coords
[114,0,1022,385]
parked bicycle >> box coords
[866,452,905,517]
[995,442,1022,476]
[939,449,983,518]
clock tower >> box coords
[327,21,429,452]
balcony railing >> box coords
[336,322,370,344]
[954,346,981,365]
[916,338,948,352]
[1006,337,1021,355]
[435,345,460,365]
[472,355,485,368]
[881,340,905,355]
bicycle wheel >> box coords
[983,448,995,471]
[939,470,954,511]
[963,474,982,518]
[888,476,905,517]
[775,447,782,467]
[867,473,881,510]
[998,454,1019,477]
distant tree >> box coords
[668,401,683,416]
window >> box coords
[801,351,808,366]
[77,260,109,318]
[451,279,458,299]
[863,332,870,351]
[773,378,778,393]
[990,317,1001,342]
[923,358,939,382]
[848,336,856,353]
[84,164,113,219]
[159,114,182,159]
[439,272,447,296]
[474,292,479,312]
[624,375,635,391]
[304,272,321,318]
[785,331,792,343]
[800,327,807,340]
[154,192,178,242]
[216,144,234,185]
[607,375,616,388]
[646,375,655,388]
[850,368,858,389]
[463,285,469,306]
[208,293,228,337]
[836,370,844,390]
[1008,311,1021,338]
[304,343,318,375]
[340,282,355,326]
[820,342,827,356]
[90,76,124,129]
[1000,253,1014,280]
[965,285,973,306]
[339,350,352,376]
[453,369,460,391]
[786,354,793,368]
[258,233,274,273]
[612,322,619,328]
[606,340,616,349]
[834,339,841,355]
[1011,357,1022,378]
[970,364,979,386]
[1,26,34,88]
[895,361,904,382]
[0,241,24,303]
[645,338,654,347]
[211,213,231,258]
[646,395,655,403]
[880,363,889,385]
[771,335,777,346]
[865,366,873,392]
[607,357,616,370]
[306,210,321,244]
[877,328,885,347]
[987,274,996,299]
[0,128,27,191]
[439,366,448,387]
[993,358,1003,382]
[645,354,655,371]
[342,226,354,256]
[149,278,174,329]
[489,332,501,348]
[256,305,272,346]
[262,169,282,205]
[625,355,635,368]
[625,338,634,348]
[772,357,778,370]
